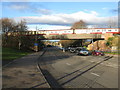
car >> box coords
[68,46,81,53]
[62,47,68,51]
[76,48,89,56]
[92,50,104,56]
[69,47,77,53]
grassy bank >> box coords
[2,47,33,61]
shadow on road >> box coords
[41,69,63,88]
[38,47,75,65]
[31,54,113,88]
[60,56,113,86]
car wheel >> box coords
[98,54,101,56]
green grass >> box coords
[2,47,33,61]
[104,51,120,55]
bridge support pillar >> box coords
[34,45,38,52]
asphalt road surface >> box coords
[2,46,118,89]
[38,47,118,88]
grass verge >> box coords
[2,47,34,66]
[2,47,33,61]
[104,52,120,55]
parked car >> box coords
[62,47,69,51]
[76,48,90,56]
[47,45,52,47]
[69,48,76,53]
[68,46,82,53]
[92,50,104,56]
[67,46,76,53]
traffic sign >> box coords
[34,43,38,46]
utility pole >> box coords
[34,26,38,52]
[18,31,22,50]
[91,39,94,50]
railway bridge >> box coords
[7,30,114,40]
[6,28,118,51]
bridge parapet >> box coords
[7,31,45,36]
[42,34,103,40]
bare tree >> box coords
[17,19,27,31]
[71,20,87,29]
[1,18,16,33]
[1,18,27,33]
[1,18,28,49]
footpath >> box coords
[2,51,50,88]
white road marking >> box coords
[101,62,118,68]
[66,63,71,65]
[90,61,95,62]
[105,64,118,68]
[91,72,100,77]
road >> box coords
[2,46,118,89]
[38,47,118,88]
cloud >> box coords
[90,11,99,16]
[14,11,117,26]
[108,8,118,15]
[102,7,108,10]
[9,4,29,10]
[5,2,30,11]
[4,2,52,15]
[111,9,118,13]
[33,8,52,15]
[27,24,71,30]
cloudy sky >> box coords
[1,2,118,30]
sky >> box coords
[1,2,118,30]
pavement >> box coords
[2,50,50,88]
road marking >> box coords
[66,63,71,65]
[91,72,100,77]
[101,62,118,68]
[105,64,118,68]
